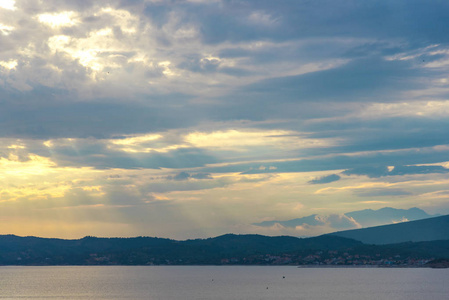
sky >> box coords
[1,0,449,239]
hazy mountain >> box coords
[346,207,436,227]
[253,214,324,228]
[253,207,436,229]
[329,214,449,245]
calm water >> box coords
[0,266,448,299]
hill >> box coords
[346,207,436,227]
[0,234,361,265]
[328,214,449,245]
[2,216,449,266]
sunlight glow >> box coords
[47,35,104,72]
[0,152,104,204]
[185,130,290,149]
[43,140,53,148]
[112,134,162,146]
[109,134,188,153]
[0,60,17,70]
[46,26,134,76]
[0,23,13,35]
[0,154,56,176]
[159,61,178,77]
[314,182,395,195]
[357,101,449,119]
[38,11,79,28]
[185,129,335,151]
[7,144,24,149]
[0,0,15,10]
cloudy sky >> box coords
[1,0,449,239]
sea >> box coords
[0,266,448,299]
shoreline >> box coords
[0,264,441,268]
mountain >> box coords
[346,207,436,227]
[252,207,436,229]
[328,214,449,245]
[253,214,323,227]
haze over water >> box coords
[1,266,448,300]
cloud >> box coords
[1,0,449,239]
[353,188,412,197]
[172,172,190,181]
[0,0,16,10]
[0,95,198,139]
[0,0,447,143]
[309,174,341,184]
[343,165,449,178]
[389,165,449,176]
[190,172,212,179]
[342,166,390,178]
[305,115,449,154]
[253,213,361,231]
[51,145,218,169]
[238,57,421,103]
[325,214,361,230]
[249,213,361,237]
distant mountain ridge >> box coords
[329,214,449,245]
[346,207,436,227]
[253,207,437,229]
[254,214,323,228]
